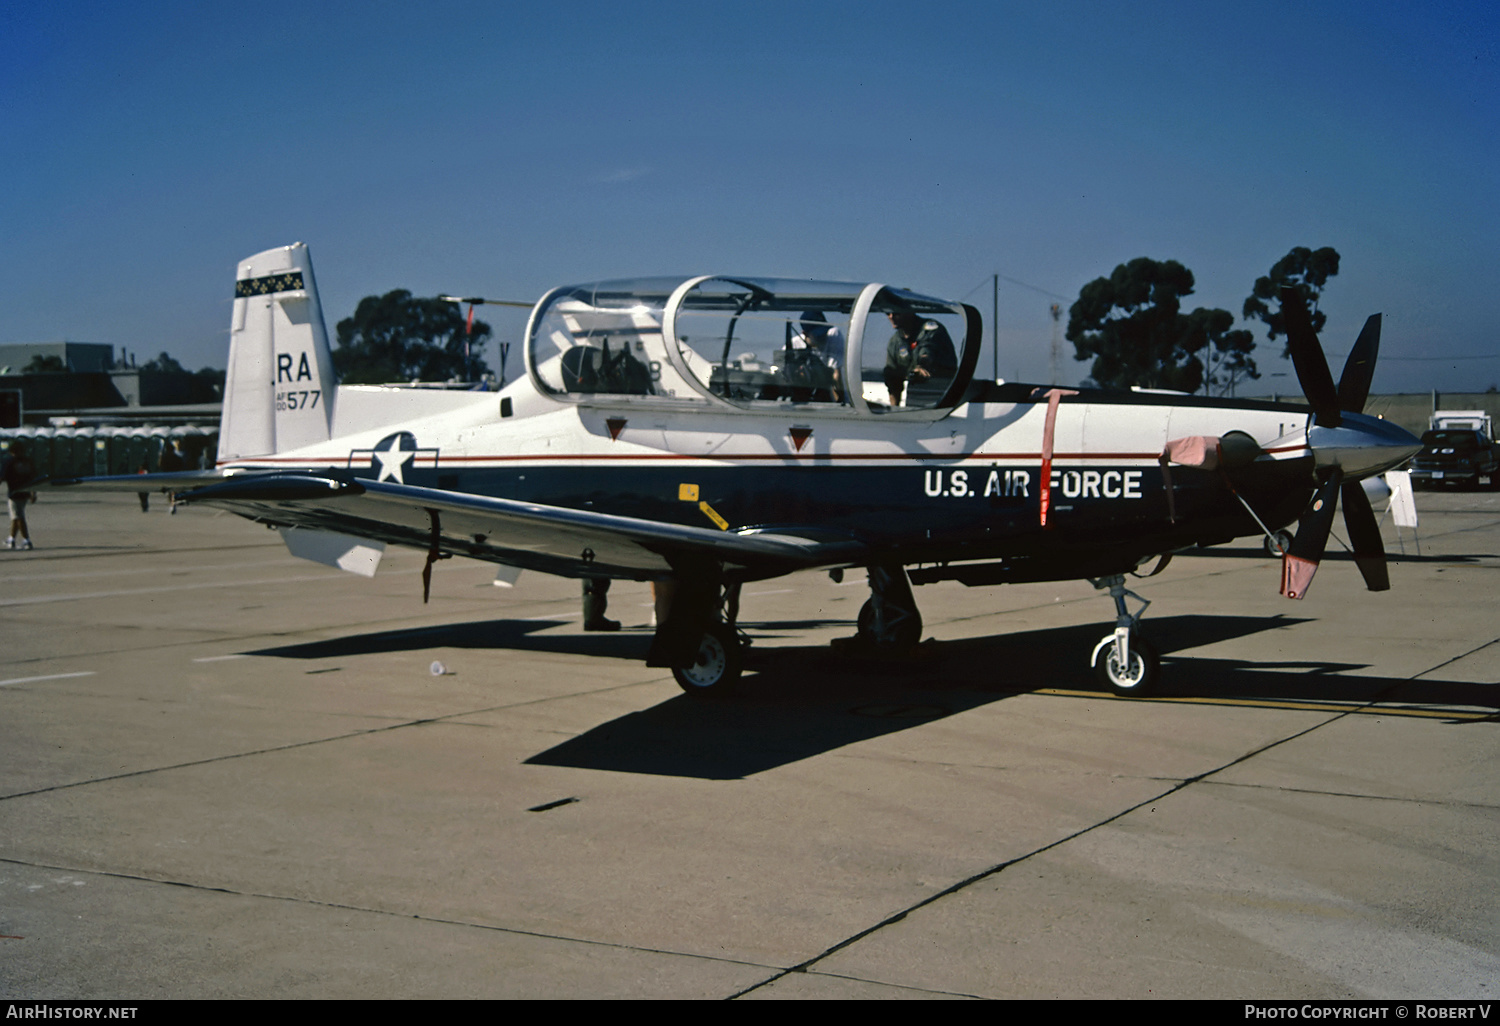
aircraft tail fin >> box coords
[219,243,337,461]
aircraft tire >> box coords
[856,599,923,649]
[1265,530,1294,557]
[1094,633,1160,697]
[672,622,742,697]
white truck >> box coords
[1410,410,1499,489]
[1430,410,1494,435]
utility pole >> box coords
[991,273,999,382]
[1049,304,1062,384]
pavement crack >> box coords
[0,856,775,974]
[1200,778,1500,810]
[729,706,1356,999]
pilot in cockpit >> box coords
[884,310,956,406]
[781,310,844,402]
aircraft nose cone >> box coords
[1309,412,1422,479]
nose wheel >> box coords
[1089,574,1160,696]
[1092,630,1160,695]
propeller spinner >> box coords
[1279,287,1420,599]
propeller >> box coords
[1279,286,1389,599]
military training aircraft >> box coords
[52,243,1422,696]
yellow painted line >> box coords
[1035,688,1495,721]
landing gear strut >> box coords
[1088,574,1160,696]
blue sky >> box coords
[3,0,1496,393]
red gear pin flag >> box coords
[1033,388,1078,527]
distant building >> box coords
[0,341,116,374]
[0,341,222,430]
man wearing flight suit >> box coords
[883,310,957,406]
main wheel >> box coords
[857,598,923,648]
[1265,530,1293,557]
[672,622,742,697]
[1094,633,1160,696]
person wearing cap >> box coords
[786,310,844,402]
[883,310,957,405]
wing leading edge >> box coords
[46,470,227,492]
[177,471,867,581]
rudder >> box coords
[220,242,337,461]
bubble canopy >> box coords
[525,275,981,414]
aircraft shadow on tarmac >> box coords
[532,613,1499,778]
[246,614,1496,780]
[247,618,639,660]
[244,615,853,662]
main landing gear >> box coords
[669,582,746,697]
[1088,574,1160,696]
[854,563,924,650]
[672,619,743,695]
[832,562,927,658]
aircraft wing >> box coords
[166,471,867,580]
[43,470,226,492]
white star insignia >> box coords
[373,445,413,484]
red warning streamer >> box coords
[1034,388,1077,527]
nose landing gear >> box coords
[1088,574,1160,696]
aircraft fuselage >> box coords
[223,383,1321,584]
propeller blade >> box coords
[1340,480,1390,592]
[1281,286,1341,428]
[1337,314,1382,414]
[1282,469,1343,599]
